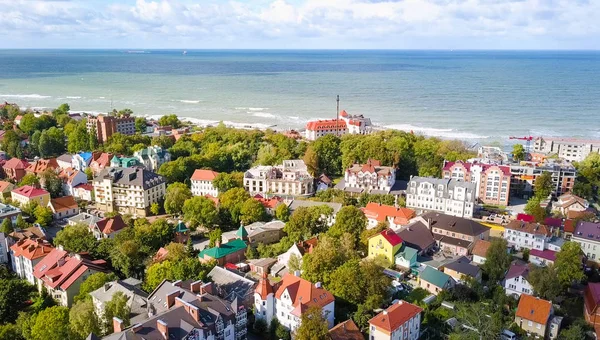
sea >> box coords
[0,49,599,144]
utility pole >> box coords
[336,95,340,136]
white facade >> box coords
[369,314,421,340]
[534,137,600,162]
[274,288,334,332]
[72,153,92,171]
[61,170,88,196]
[304,110,372,141]
[472,254,486,265]
[133,146,171,172]
[573,236,600,263]
[406,177,476,218]
[244,160,314,196]
[504,274,533,297]
[191,179,219,197]
[0,233,7,264]
[11,253,36,284]
[504,228,550,251]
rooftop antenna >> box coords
[336,95,340,137]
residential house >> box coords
[3,158,29,181]
[563,219,576,240]
[58,168,87,196]
[244,160,314,197]
[362,202,416,229]
[316,174,333,192]
[0,180,15,200]
[368,300,423,340]
[395,244,419,274]
[93,167,166,217]
[48,196,79,220]
[110,155,139,168]
[72,152,93,171]
[572,221,600,263]
[584,282,600,331]
[222,221,285,247]
[530,249,557,266]
[418,266,455,295]
[10,239,54,284]
[90,278,148,325]
[26,158,58,175]
[329,319,364,340]
[406,177,477,218]
[471,239,491,265]
[248,258,277,277]
[91,215,127,240]
[89,152,113,174]
[198,238,247,266]
[515,294,561,339]
[253,194,284,215]
[254,272,335,331]
[68,212,102,229]
[133,145,171,172]
[443,256,482,283]
[553,193,589,216]
[0,202,21,225]
[337,159,396,195]
[504,220,553,251]
[442,160,511,206]
[368,229,404,264]
[33,247,109,307]
[56,154,73,169]
[190,169,219,197]
[73,183,94,201]
[11,185,50,207]
[504,262,534,297]
[287,200,342,226]
[275,237,318,276]
[206,266,256,307]
[396,221,436,255]
[417,213,490,256]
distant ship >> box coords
[183,51,188,55]
[126,50,146,54]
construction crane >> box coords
[509,136,534,151]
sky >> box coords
[0,0,599,50]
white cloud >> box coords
[0,0,597,48]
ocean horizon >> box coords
[1,49,599,144]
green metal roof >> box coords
[419,266,451,288]
[175,221,188,233]
[236,225,248,238]
[198,239,247,259]
[396,245,418,261]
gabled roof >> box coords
[275,273,334,313]
[253,195,283,209]
[3,158,29,170]
[77,152,93,162]
[544,217,562,229]
[95,215,126,235]
[555,193,588,209]
[9,226,46,241]
[530,249,557,262]
[564,219,576,233]
[505,220,552,237]
[419,266,452,288]
[91,152,113,168]
[306,119,347,131]
[505,261,530,280]
[12,185,49,198]
[516,294,552,325]
[26,158,58,174]
[397,221,436,252]
[10,239,54,260]
[0,180,14,192]
[49,196,78,213]
[444,256,480,277]
[329,319,364,340]
[423,212,489,237]
[362,202,415,223]
[378,229,403,247]
[585,282,600,315]
[58,167,85,185]
[191,169,219,181]
[573,221,600,241]
[471,239,491,258]
[368,300,423,333]
[198,239,247,259]
[34,250,108,290]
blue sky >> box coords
[1,0,598,49]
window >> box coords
[528,321,533,327]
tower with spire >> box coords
[254,273,274,325]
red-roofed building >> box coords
[515,294,561,339]
[442,160,511,206]
[11,185,50,207]
[89,152,113,175]
[25,158,58,176]
[10,239,54,284]
[564,219,576,239]
[33,247,109,307]
[305,110,372,140]
[585,282,600,335]
[254,272,335,331]
[253,194,284,215]
[191,169,220,197]
[530,249,557,266]
[73,183,94,201]
[369,300,423,340]
[3,158,29,182]
[362,202,416,229]
[329,319,364,340]
[517,213,536,223]
[48,196,79,220]
[91,215,126,240]
[58,167,87,197]
[0,180,15,200]
[342,159,397,195]
[368,229,403,265]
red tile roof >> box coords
[10,239,54,261]
[275,274,334,315]
[362,202,415,224]
[369,300,423,333]
[379,229,403,247]
[505,220,552,237]
[191,169,219,181]
[530,249,557,262]
[516,294,552,325]
[33,249,108,290]
[254,195,283,209]
[95,215,126,235]
[564,219,576,233]
[58,168,84,185]
[442,161,510,176]
[255,275,274,300]
[471,239,491,258]
[26,158,58,174]
[12,185,49,198]
[585,282,600,316]
[516,213,536,223]
[328,319,364,340]
[205,194,220,206]
[74,183,93,191]
[3,158,29,170]
[0,180,13,192]
[306,119,347,131]
[49,196,78,213]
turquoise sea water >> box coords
[0,49,599,142]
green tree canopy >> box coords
[219,187,251,226]
[293,305,329,340]
[144,258,215,292]
[164,182,192,215]
[182,196,218,229]
[34,206,53,227]
[302,233,358,287]
[528,264,561,300]
[240,198,266,225]
[158,114,182,128]
[534,171,554,199]
[30,306,70,340]
[69,299,101,340]
[0,218,13,234]
[38,127,66,158]
[208,228,223,248]
[284,205,333,243]
[53,224,98,253]
[40,169,63,198]
[482,238,512,283]
[74,272,119,303]
[275,203,290,222]
[103,292,130,334]
[328,258,390,309]
[0,278,34,324]
[554,241,585,287]
[212,172,244,192]
[512,144,526,162]
[19,173,40,188]
[327,205,367,246]
[524,197,547,223]
[303,134,342,176]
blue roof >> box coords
[78,152,93,161]
[420,266,452,288]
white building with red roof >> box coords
[362,202,416,229]
[339,159,397,195]
[368,300,423,340]
[304,110,372,141]
[48,196,79,220]
[191,169,220,197]
[442,160,512,206]
[11,185,50,207]
[58,167,87,197]
[10,239,54,284]
[254,272,335,332]
[91,215,127,240]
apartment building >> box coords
[191,169,220,197]
[368,300,423,340]
[254,272,335,332]
[509,160,576,198]
[304,109,372,140]
[87,114,135,144]
[442,160,511,206]
[244,160,314,197]
[93,167,166,217]
[573,221,600,263]
[415,213,490,256]
[133,145,171,172]
[504,220,553,251]
[534,137,600,162]
[10,239,54,284]
[515,294,562,339]
[339,159,396,194]
[406,177,477,218]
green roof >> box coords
[175,221,188,233]
[419,266,451,288]
[396,245,418,262]
[198,239,247,259]
[236,225,248,238]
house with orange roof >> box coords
[25,158,58,176]
[11,185,50,207]
[0,180,15,200]
[48,196,79,220]
[338,159,397,195]
[253,194,284,215]
[368,300,423,340]
[471,239,491,265]
[33,247,109,307]
[515,294,562,339]
[91,215,127,240]
[362,202,416,229]
[10,239,54,284]
[504,220,553,251]
[328,319,364,340]
[191,169,220,197]
[304,109,372,141]
[254,272,335,331]
[89,152,113,174]
[553,192,589,216]
[2,158,29,182]
[58,167,87,197]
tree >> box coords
[29,130,41,157]
[34,206,53,227]
[0,278,34,324]
[133,218,174,252]
[144,258,215,292]
[522,248,530,262]
[451,302,503,340]
[327,205,366,246]
[269,318,291,340]
[275,203,290,222]
[559,323,587,340]
[0,324,23,340]
[163,242,188,262]
[482,238,512,283]
[212,172,244,192]
[53,224,97,253]
[164,182,192,215]
[15,215,27,229]
[19,113,39,135]
[219,188,251,226]
[69,299,101,340]
[135,116,147,134]
[240,198,266,225]
[150,202,160,216]
[512,144,525,162]
[67,124,90,153]
[103,292,130,334]
[85,167,94,181]
[528,265,561,300]
[38,127,65,157]
[253,318,267,335]
[208,228,223,248]
[0,218,13,234]
[30,306,70,340]
[524,197,547,222]
[89,127,99,151]
[182,196,218,229]
[293,305,329,340]
[40,169,63,198]
[360,221,388,251]
[74,272,119,303]
[534,171,554,199]
[284,205,333,243]
[302,233,358,286]
[19,173,40,188]
[158,114,182,128]
[304,135,342,176]
[554,241,585,287]
[288,253,301,272]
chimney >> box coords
[172,280,182,287]
[383,310,388,315]
[57,258,65,267]
[200,282,214,295]
[58,245,64,251]
[113,317,123,333]
[157,319,168,339]
[131,323,143,333]
[315,282,322,289]
[104,282,111,292]
[215,236,221,248]
[190,280,202,293]
[166,290,179,308]
[188,304,200,322]
[294,270,301,277]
